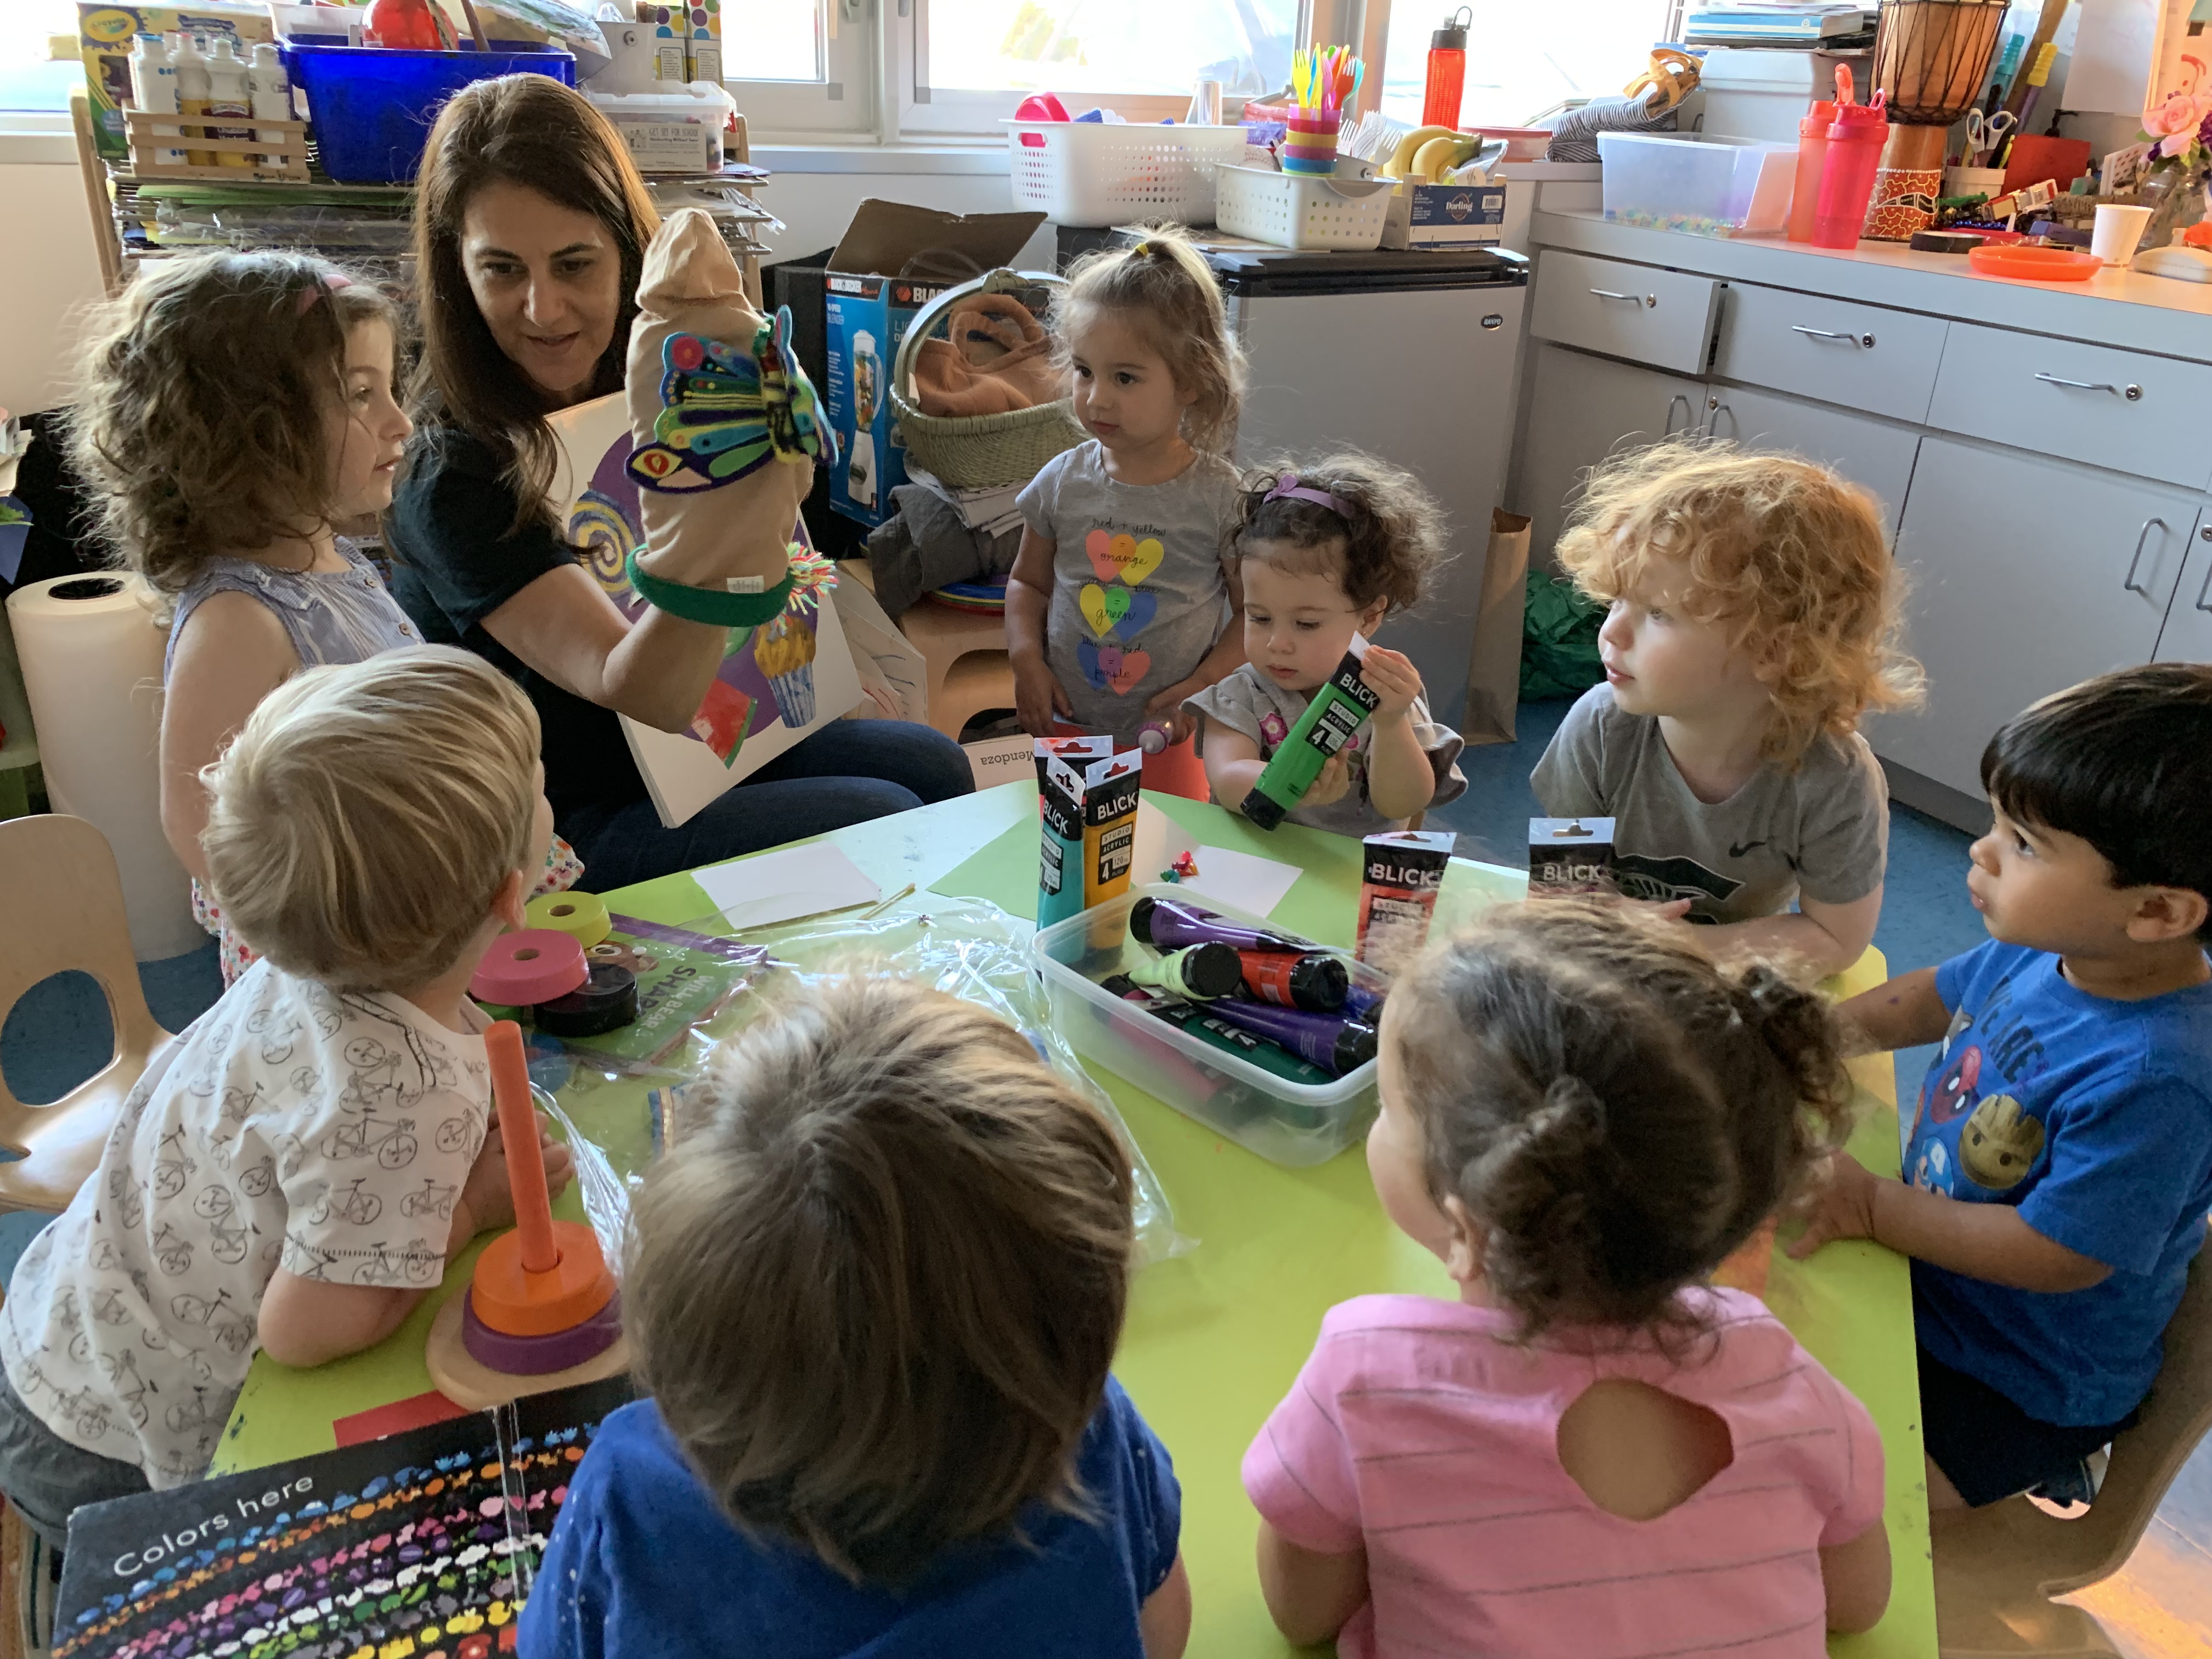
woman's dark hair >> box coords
[1390,899,1856,1342]
[1230,450,1449,616]
[408,74,659,530]
[66,250,396,592]
[626,975,1136,1587]
[1982,662,2212,938]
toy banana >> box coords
[1388,123,1457,178]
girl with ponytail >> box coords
[1242,899,1892,1657]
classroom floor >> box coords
[2,703,2208,1654]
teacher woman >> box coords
[387,75,972,889]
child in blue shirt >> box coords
[520,976,1189,1659]
[1792,663,2212,1510]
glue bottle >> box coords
[205,38,253,169]
[249,42,290,167]
[171,32,212,167]
[129,33,188,169]
[1420,7,1471,131]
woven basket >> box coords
[890,269,1086,489]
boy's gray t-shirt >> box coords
[1530,684,1888,924]
[1186,662,1467,838]
[1018,442,1240,744]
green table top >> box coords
[215,782,1934,1657]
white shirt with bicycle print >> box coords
[0,959,489,1486]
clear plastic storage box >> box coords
[1031,884,1386,1166]
[1596,131,1797,238]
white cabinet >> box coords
[1867,437,2199,798]
[1517,342,1704,562]
[1702,383,1922,539]
[2155,521,2212,663]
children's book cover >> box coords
[546,394,862,828]
[55,1375,635,1659]
[561,914,767,1071]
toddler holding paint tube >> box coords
[0,649,572,1548]
[1007,228,1249,800]
[1186,453,1466,836]
[525,975,1190,1659]
[65,250,583,985]
[1245,900,1891,1654]
[1531,439,1923,978]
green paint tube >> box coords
[1124,941,1244,1000]
[1103,975,1336,1087]
[1239,633,1381,831]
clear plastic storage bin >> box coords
[1005,121,1248,227]
[1032,884,1386,1166]
[1212,163,1392,251]
[1597,131,1797,238]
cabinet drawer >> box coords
[1927,323,2212,491]
[1529,249,1720,377]
[1709,282,1946,425]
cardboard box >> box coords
[963,732,1035,791]
[1380,181,1508,249]
[686,0,721,83]
[822,201,1043,529]
[79,2,275,161]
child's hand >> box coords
[1304,749,1354,808]
[1639,897,1695,922]
[1013,655,1073,738]
[1358,647,1424,725]
[460,1113,577,1238]
[1786,1152,1880,1260]
[1143,683,1195,747]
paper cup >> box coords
[2091,202,2154,268]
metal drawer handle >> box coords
[2035,371,2145,400]
[1663,393,1692,436]
[1590,287,1657,307]
[1792,324,1876,348]
[2124,517,2168,596]
[2197,525,2212,613]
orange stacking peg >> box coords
[487,1021,558,1274]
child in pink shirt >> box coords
[1243,900,1894,1657]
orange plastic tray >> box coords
[1967,244,2103,282]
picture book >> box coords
[54,1375,636,1659]
[545,393,862,828]
[558,913,766,1071]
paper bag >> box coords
[1462,508,1532,746]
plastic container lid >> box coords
[1432,6,1471,49]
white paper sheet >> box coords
[695,843,882,932]
[2064,0,2164,116]
[1176,845,1304,918]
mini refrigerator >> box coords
[1054,234,1530,729]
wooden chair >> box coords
[1931,1229,2212,1657]
[0,816,173,1212]
[896,598,1017,741]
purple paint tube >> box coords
[1209,998,1378,1075]
[1129,895,1311,955]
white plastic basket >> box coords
[1214,163,1392,251]
[1003,120,1248,227]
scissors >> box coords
[1962,109,2016,167]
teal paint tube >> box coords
[1102,975,1336,1087]
[1239,634,1381,831]
[1037,748,1087,929]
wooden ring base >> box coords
[425,1291,631,1411]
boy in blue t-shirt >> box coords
[1792,663,2212,1510]
[519,976,1190,1659]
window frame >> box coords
[723,0,881,137]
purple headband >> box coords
[1264,475,1350,520]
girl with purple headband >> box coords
[1185,452,1466,837]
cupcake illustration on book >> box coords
[754,609,819,727]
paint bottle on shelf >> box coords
[171,33,213,167]
[205,38,253,167]
[129,33,188,168]
[249,42,290,167]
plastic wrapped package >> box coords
[535,896,1188,1270]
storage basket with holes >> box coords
[1003,120,1248,227]
[890,268,1087,489]
[1212,164,1393,251]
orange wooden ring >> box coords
[468,1219,616,1338]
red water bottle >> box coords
[1812,93,1888,249]
[1788,63,1851,244]
[1421,7,1471,130]
[364,0,443,49]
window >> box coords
[0,0,81,116]
[724,0,876,134]
[1377,0,1675,128]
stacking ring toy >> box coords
[469,930,588,1007]
[534,963,640,1038]
[523,890,613,949]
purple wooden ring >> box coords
[460,1286,623,1375]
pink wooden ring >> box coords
[469,929,588,1006]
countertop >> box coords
[1531,207,2212,364]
